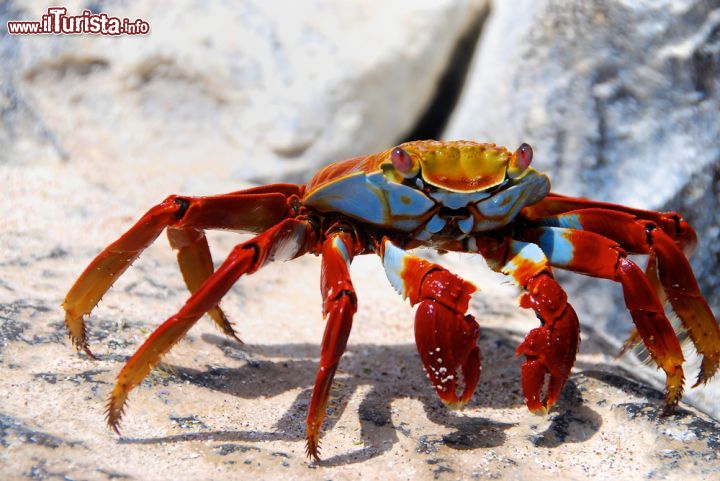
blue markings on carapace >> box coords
[304,172,434,231]
[428,190,490,209]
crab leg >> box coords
[524,226,685,412]
[523,193,698,254]
[106,217,317,433]
[306,228,359,461]
[476,238,580,413]
[537,209,720,386]
[380,239,481,408]
[167,227,240,343]
[62,187,295,355]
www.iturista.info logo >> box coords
[6,7,150,35]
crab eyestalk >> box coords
[508,143,533,178]
[390,147,419,179]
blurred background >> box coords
[1,0,719,476]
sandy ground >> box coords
[1,163,718,481]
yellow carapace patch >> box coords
[401,140,510,193]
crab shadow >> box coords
[119,326,601,465]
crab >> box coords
[63,140,720,460]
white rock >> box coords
[2,0,488,189]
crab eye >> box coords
[517,143,533,169]
[391,147,412,171]
[390,147,417,178]
[508,142,533,178]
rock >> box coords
[1,0,487,188]
[445,0,720,417]
[446,0,719,207]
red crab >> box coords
[63,140,720,460]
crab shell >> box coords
[303,140,550,235]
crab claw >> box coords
[413,269,481,407]
[515,274,580,413]
[515,325,575,414]
[379,240,481,407]
[416,306,481,406]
